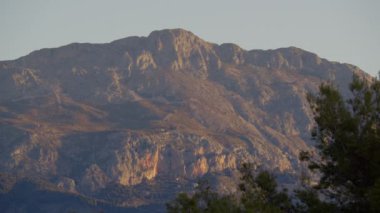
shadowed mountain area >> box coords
[0,29,370,211]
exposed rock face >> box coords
[56,177,76,193]
[0,29,370,207]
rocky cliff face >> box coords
[0,29,369,208]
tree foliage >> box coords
[166,179,240,213]
[238,163,292,213]
[303,75,380,212]
[167,163,292,213]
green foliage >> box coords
[167,163,292,213]
[368,179,380,212]
[238,163,292,213]
[294,189,337,213]
[166,180,240,213]
[303,74,380,212]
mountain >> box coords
[0,29,369,211]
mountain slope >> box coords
[0,29,369,210]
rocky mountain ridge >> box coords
[0,29,369,210]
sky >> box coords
[1,0,379,76]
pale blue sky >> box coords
[1,0,379,75]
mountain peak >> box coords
[146,28,211,52]
[148,28,196,39]
[143,28,217,72]
[112,28,202,47]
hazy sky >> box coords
[1,0,379,75]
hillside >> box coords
[0,29,369,211]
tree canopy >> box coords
[302,75,380,212]
[166,163,292,213]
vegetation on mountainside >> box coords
[168,75,380,212]
[301,74,380,212]
[167,163,292,213]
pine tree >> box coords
[302,74,380,212]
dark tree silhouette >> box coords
[302,74,380,212]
